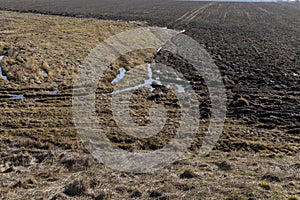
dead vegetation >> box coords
[0,6,299,200]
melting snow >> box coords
[0,55,8,81]
[293,73,300,77]
[176,85,185,93]
[51,90,59,95]
[111,63,186,94]
[112,64,161,94]
[42,69,49,77]
[111,67,126,83]
[0,66,8,81]
[9,94,25,100]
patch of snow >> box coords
[111,63,187,94]
[42,69,48,77]
[29,97,40,100]
[51,90,59,95]
[293,73,300,77]
[0,66,8,81]
[11,140,18,149]
[0,56,8,81]
[9,94,25,100]
[112,64,162,94]
[112,84,147,94]
[112,67,126,83]
[176,85,185,93]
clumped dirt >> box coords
[0,2,300,199]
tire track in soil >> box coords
[174,2,215,24]
[257,6,273,15]
[0,3,298,157]
[261,3,300,32]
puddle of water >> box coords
[112,67,126,83]
[0,55,4,60]
[9,94,25,100]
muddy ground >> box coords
[0,1,299,200]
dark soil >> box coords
[0,1,299,132]
[0,1,300,199]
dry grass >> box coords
[0,10,300,199]
[0,11,140,86]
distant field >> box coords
[0,0,300,25]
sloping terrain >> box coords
[0,0,299,132]
[0,1,299,199]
